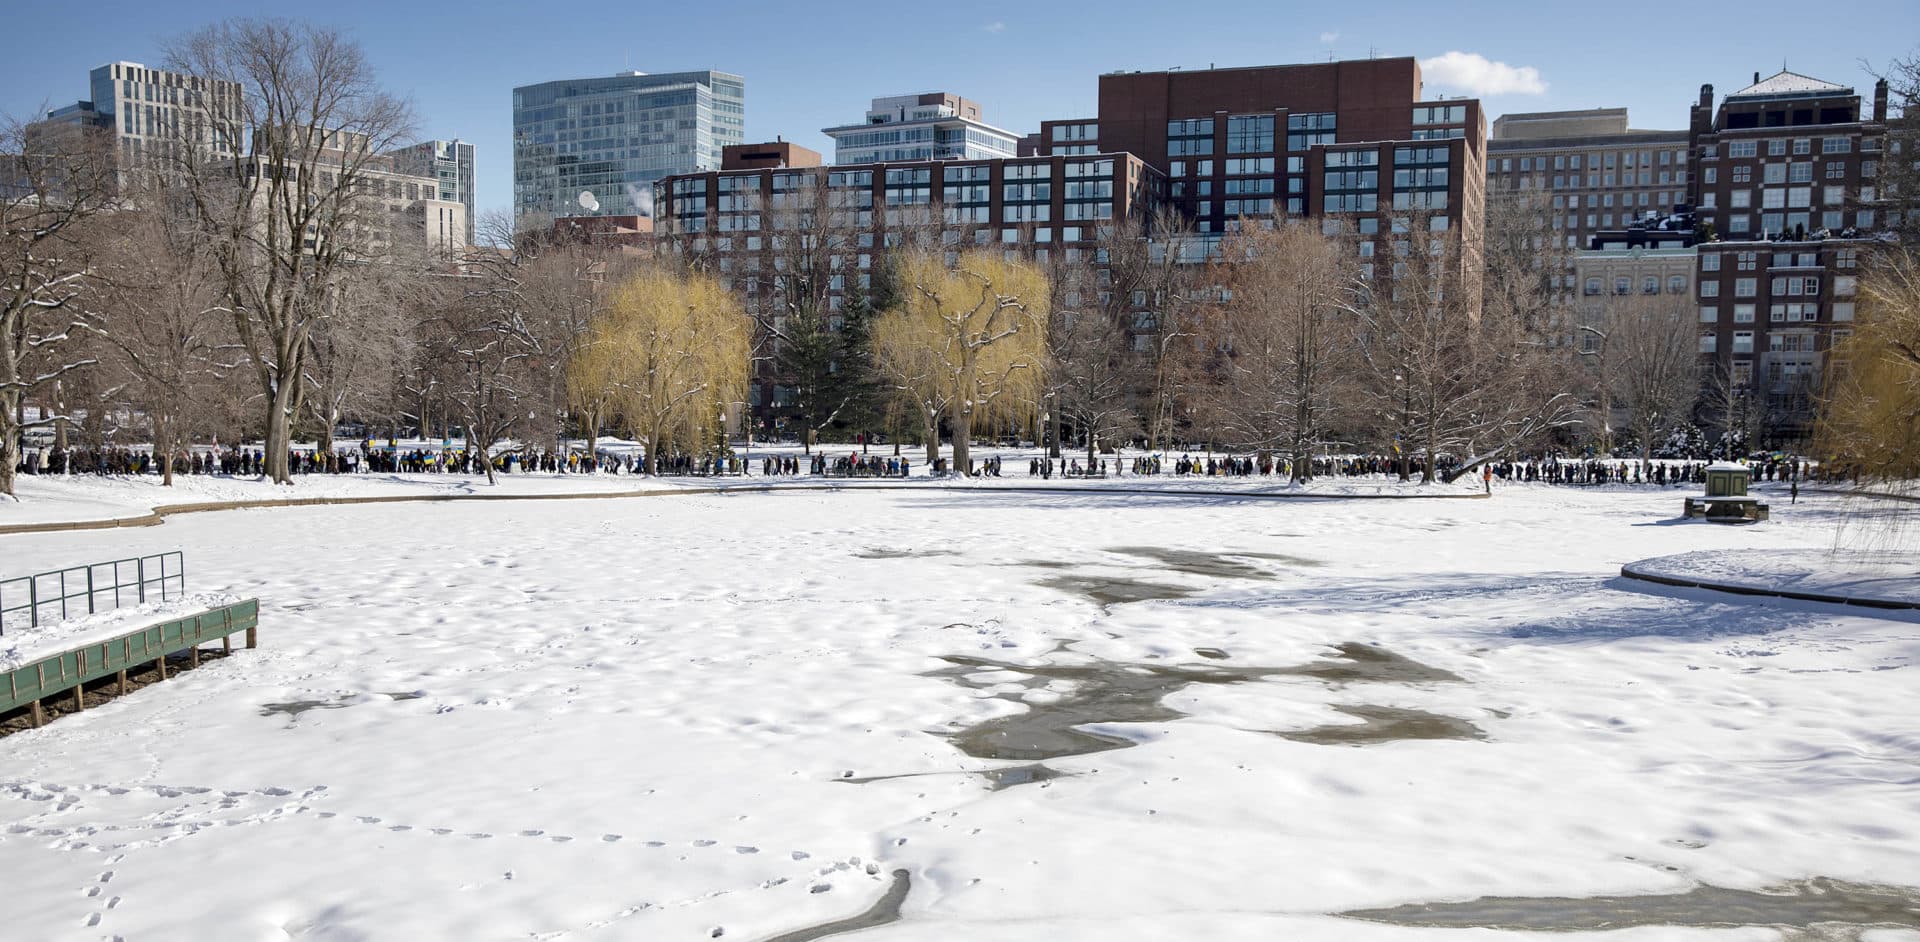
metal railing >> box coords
[0,552,185,636]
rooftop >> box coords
[1727,70,1853,101]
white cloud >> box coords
[984,21,1006,33]
[1419,51,1547,95]
[1319,31,1339,44]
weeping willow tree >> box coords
[565,323,620,457]
[873,249,1049,473]
[579,269,749,474]
[1818,245,1920,493]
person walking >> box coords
[1482,464,1493,495]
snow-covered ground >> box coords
[1,486,1917,940]
[1629,549,1920,607]
[0,458,1482,530]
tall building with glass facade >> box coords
[512,70,744,222]
[395,139,476,246]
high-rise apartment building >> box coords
[512,70,744,222]
[659,56,1490,425]
[1035,57,1486,272]
[821,93,1019,165]
[656,148,1161,422]
[1486,109,1691,250]
[395,139,476,247]
[45,61,242,166]
[1687,70,1889,440]
[45,61,461,253]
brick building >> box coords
[1485,108,1691,251]
[1036,57,1486,262]
[1687,70,1890,441]
[655,151,1161,421]
[722,139,822,171]
[658,56,1488,428]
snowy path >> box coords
[1,487,1917,940]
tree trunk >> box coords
[263,381,296,484]
[951,407,973,475]
[0,388,18,498]
[53,379,68,450]
[1049,402,1062,459]
[156,414,173,486]
[923,420,938,466]
[317,416,335,474]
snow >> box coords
[1,593,242,671]
[1,485,1917,939]
[0,456,1480,529]
[1628,549,1920,606]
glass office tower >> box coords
[513,70,744,221]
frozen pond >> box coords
[1,485,1916,939]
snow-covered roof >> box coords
[1727,70,1852,100]
[1706,461,1749,472]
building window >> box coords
[1700,281,1720,298]
[1732,331,1754,354]
[1167,118,1214,156]
[1699,305,1719,323]
[1225,114,1275,154]
[1734,278,1756,298]
[1286,112,1336,150]
[1733,303,1755,323]
[1700,333,1717,354]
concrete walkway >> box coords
[1622,548,1920,611]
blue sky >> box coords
[4,0,1915,219]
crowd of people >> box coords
[811,453,913,477]
[12,439,1814,489]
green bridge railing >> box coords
[0,552,185,635]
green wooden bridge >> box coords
[2,598,260,729]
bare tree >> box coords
[90,173,236,484]
[1042,242,1141,466]
[1871,49,1919,241]
[1344,211,1478,482]
[0,117,116,497]
[1578,290,1699,468]
[164,18,413,483]
[1195,218,1353,481]
[1446,197,1587,478]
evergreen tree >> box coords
[823,283,883,442]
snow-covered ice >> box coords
[1630,548,1920,607]
[1,484,1917,940]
